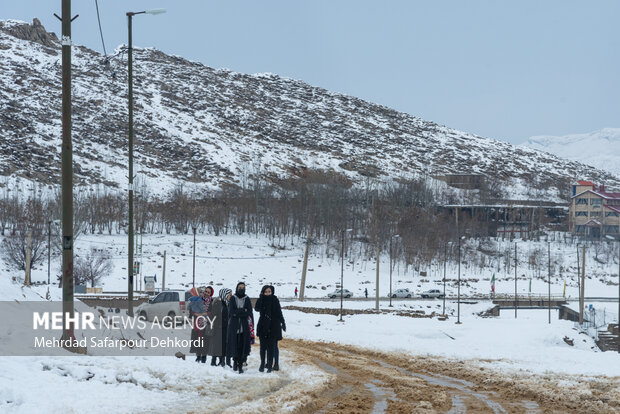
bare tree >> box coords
[74,248,113,287]
[1,198,46,272]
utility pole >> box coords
[576,244,580,303]
[47,220,51,285]
[299,237,310,302]
[457,234,462,324]
[192,226,197,288]
[514,242,517,319]
[443,242,447,315]
[25,230,32,286]
[127,10,135,316]
[161,250,166,291]
[339,230,345,322]
[375,244,380,311]
[548,242,551,324]
[579,244,586,325]
[57,0,77,345]
[389,237,393,307]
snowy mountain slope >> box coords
[1,19,618,200]
[522,128,620,176]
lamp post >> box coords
[605,235,620,353]
[126,8,165,317]
[338,228,352,322]
[456,235,465,324]
[192,226,197,288]
[444,241,452,316]
[389,234,400,307]
[47,220,51,286]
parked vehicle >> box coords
[327,289,353,299]
[136,289,190,322]
[420,289,444,299]
[391,288,412,298]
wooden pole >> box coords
[25,230,32,286]
[548,242,551,324]
[375,244,380,311]
[579,244,586,325]
[161,250,166,291]
[299,237,310,302]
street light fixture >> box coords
[338,228,353,322]
[389,234,400,307]
[126,8,166,317]
[605,235,619,353]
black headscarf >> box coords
[235,282,246,298]
[259,285,275,316]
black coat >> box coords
[255,294,285,341]
[207,298,224,356]
[218,299,229,357]
[226,295,253,358]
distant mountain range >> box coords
[1,18,618,201]
[522,128,620,177]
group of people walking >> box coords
[187,282,285,374]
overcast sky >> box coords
[4,1,619,144]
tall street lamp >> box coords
[389,234,400,307]
[456,235,465,324]
[443,241,452,316]
[192,226,197,288]
[605,235,620,353]
[126,8,166,317]
[338,228,352,322]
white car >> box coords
[136,289,190,322]
[391,288,413,298]
[327,289,353,299]
[420,289,444,299]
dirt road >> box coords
[281,339,620,414]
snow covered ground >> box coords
[1,232,619,413]
[283,300,620,377]
[5,232,619,301]
[0,352,328,413]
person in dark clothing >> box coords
[364,288,368,298]
[269,284,285,371]
[255,284,285,373]
[226,282,253,374]
[216,288,232,367]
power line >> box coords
[94,0,108,58]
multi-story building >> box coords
[569,181,620,239]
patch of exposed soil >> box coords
[282,339,620,413]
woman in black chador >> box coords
[255,284,285,373]
[226,282,253,374]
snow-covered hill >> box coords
[523,128,620,176]
[1,18,618,200]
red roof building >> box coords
[570,181,620,239]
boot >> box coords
[233,360,238,371]
[210,356,217,366]
[238,359,244,374]
[219,357,226,367]
[266,365,272,373]
[201,355,206,364]
[195,355,201,362]
[272,363,279,371]
[259,361,265,373]
[226,357,232,368]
